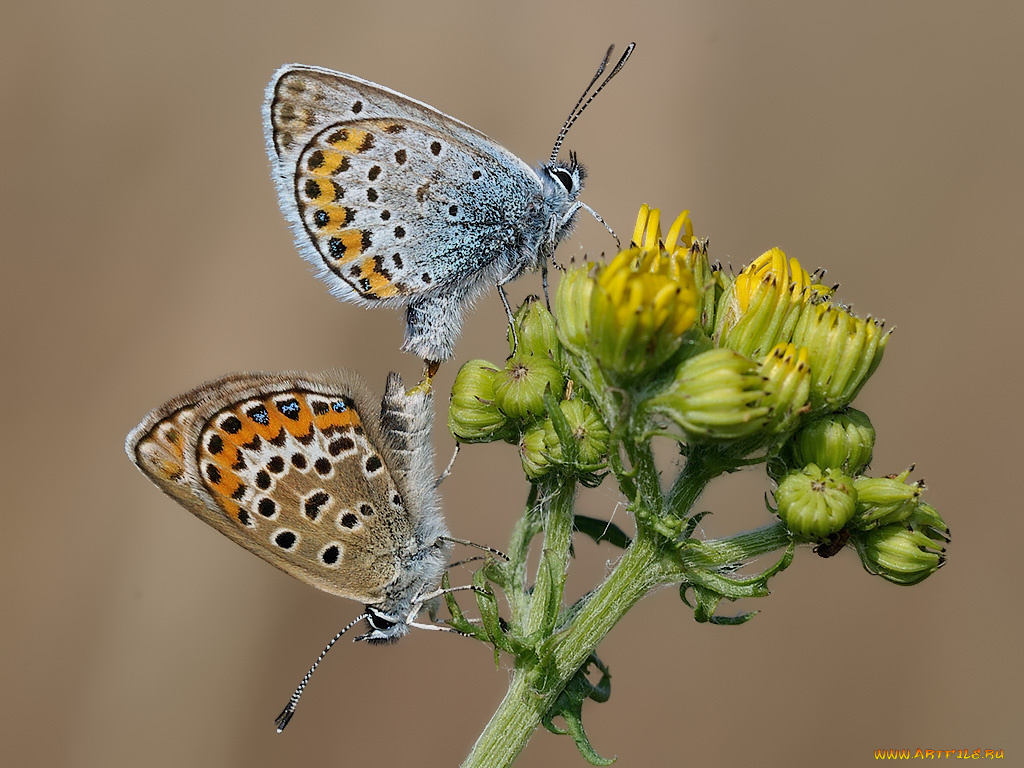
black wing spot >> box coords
[305,491,330,520]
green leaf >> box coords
[472,562,511,662]
[680,582,760,625]
[541,654,615,766]
[574,515,632,549]
[441,571,483,639]
[678,542,795,621]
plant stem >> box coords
[462,531,672,767]
[523,481,575,637]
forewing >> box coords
[126,373,258,505]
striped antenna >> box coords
[549,42,636,165]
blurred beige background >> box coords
[3,1,1021,765]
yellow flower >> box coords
[562,206,700,382]
[715,247,831,360]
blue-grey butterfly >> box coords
[263,44,634,364]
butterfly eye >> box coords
[551,167,575,193]
[367,611,396,631]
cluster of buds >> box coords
[448,205,948,585]
[770,412,949,584]
[448,298,609,482]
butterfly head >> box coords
[536,151,588,239]
[540,152,587,207]
[357,606,409,644]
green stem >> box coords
[665,444,728,517]
[462,532,672,767]
[523,480,575,638]
[501,485,542,621]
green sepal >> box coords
[540,654,615,766]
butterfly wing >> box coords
[126,371,422,604]
[263,66,546,305]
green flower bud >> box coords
[851,468,923,529]
[759,342,812,435]
[854,523,946,586]
[906,502,951,543]
[448,359,513,443]
[492,356,564,421]
[519,423,552,480]
[681,238,721,337]
[646,349,770,442]
[790,300,890,411]
[791,408,875,475]
[554,263,596,357]
[509,296,563,366]
[774,464,858,539]
[542,399,610,468]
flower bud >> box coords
[774,464,858,539]
[906,502,950,543]
[554,263,596,357]
[715,248,830,360]
[646,349,770,441]
[542,399,610,469]
[790,300,890,411]
[589,245,699,382]
[448,359,513,443]
[519,423,553,480]
[556,207,701,382]
[759,342,812,436]
[790,408,875,475]
[851,468,923,529]
[854,523,945,585]
[509,296,562,367]
[492,356,564,421]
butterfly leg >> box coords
[439,536,509,561]
[577,201,621,250]
[434,443,460,488]
[496,282,519,358]
[541,260,551,310]
[407,359,442,396]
